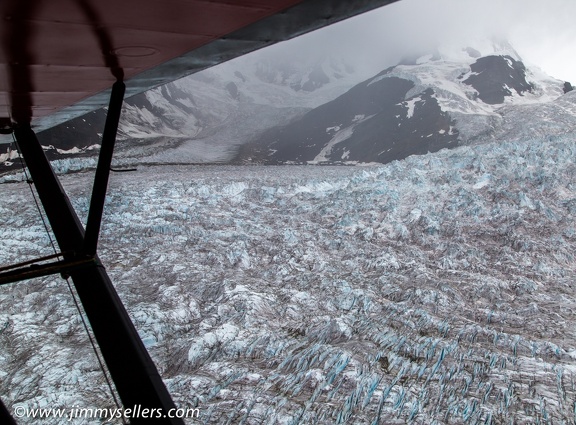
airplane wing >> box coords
[1,0,399,138]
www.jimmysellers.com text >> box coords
[13,404,200,421]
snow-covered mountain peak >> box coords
[439,38,522,64]
[239,39,575,165]
[252,55,356,91]
[198,53,362,109]
[488,38,523,60]
[399,39,522,68]
[384,39,565,114]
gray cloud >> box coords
[260,0,576,81]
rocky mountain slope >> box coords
[237,42,575,164]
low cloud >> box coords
[261,0,576,81]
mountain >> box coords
[0,52,365,174]
[237,41,575,164]
[118,55,363,164]
[2,40,575,175]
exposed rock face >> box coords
[239,75,458,164]
[463,55,533,104]
[36,109,107,155]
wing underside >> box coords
[0,0,399,137]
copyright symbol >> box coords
[14,405,26,418]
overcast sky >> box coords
[262,0,576,82]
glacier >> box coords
[2,134,576,423]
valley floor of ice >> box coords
[2,135,576,424]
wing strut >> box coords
[5,85,184,424]
[0,398,17,425]
[83,80,125,256]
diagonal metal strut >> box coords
[12,84,184,423]
[0,256,97,286]
[83,80,125,256]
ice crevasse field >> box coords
[2,135,576,423]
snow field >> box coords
[2,136,576,423]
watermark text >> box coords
[13,404,200,421]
